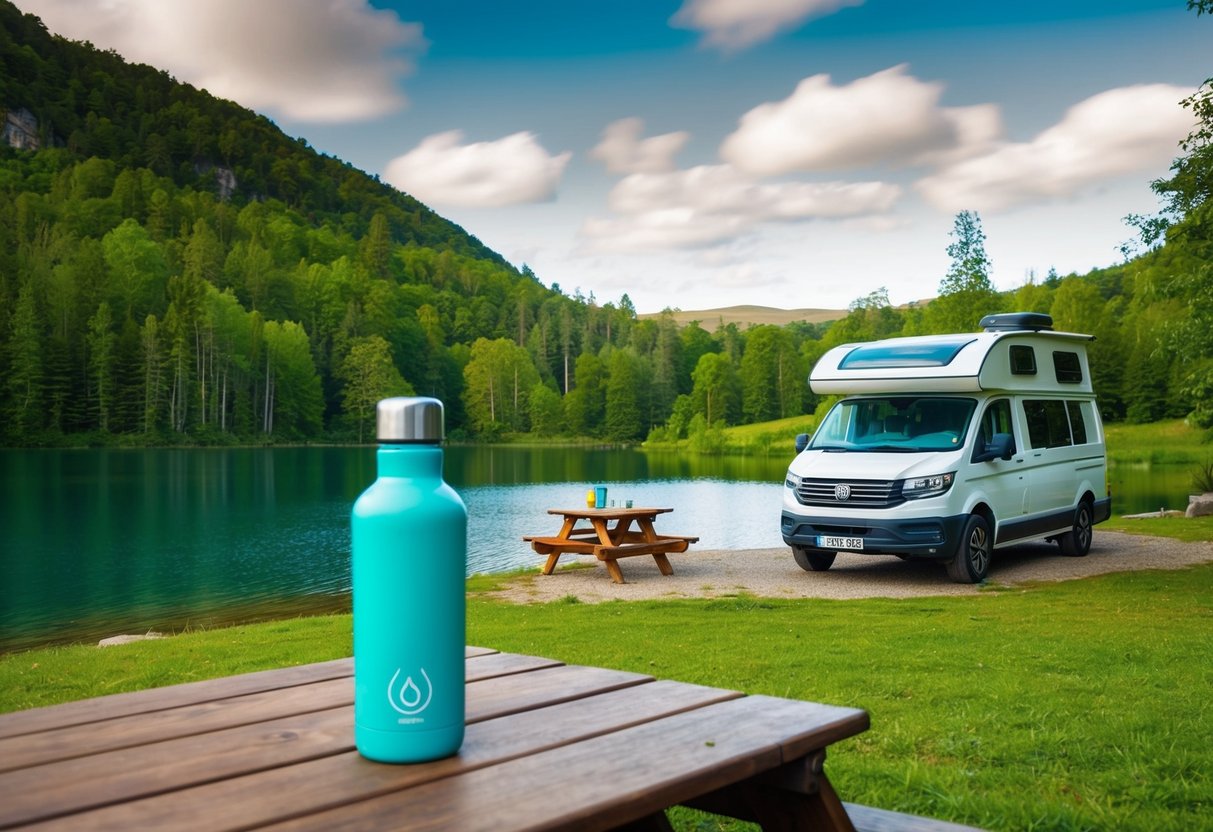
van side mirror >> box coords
[794,433,810,453]
[974,432,1014,463]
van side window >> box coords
[1010,345,1037,375]
[1053,351,1083,383]
[1066,400,1089,444]
[1024,400,1072,448]
[973,399,1016,460]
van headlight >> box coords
[785,472,802,489]
[902,471,955,499]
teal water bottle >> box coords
[352,397,467,763]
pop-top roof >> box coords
[837,337,976,370]
[810,324,1095,395]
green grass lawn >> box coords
[1104,419,1212,465]
[4,556,1212,831]
[689,414,1212,461]
[721,414,818,448]
[1104,514,1213,541]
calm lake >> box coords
[0,446,1193,651]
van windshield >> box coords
[809,397,977,453]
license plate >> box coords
[817,535,864,550]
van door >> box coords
[968,398,1028,530]
[1021,398,1077,520]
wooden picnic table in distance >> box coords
[524,506,699,583]
[0,647,878,831]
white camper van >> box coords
[781,313,1111,583]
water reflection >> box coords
[1,447,790,650]
[0,446,1190,651]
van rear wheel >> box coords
[793,546,836,572]
[946,514,991,583]
[1058,500,1093,557]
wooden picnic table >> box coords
[524,506,699,584]
[0,647,874,831]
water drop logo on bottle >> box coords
[352,397,467,763]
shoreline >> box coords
[486,531,1213,604]
[8,531,1211,653]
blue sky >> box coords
[18,0,1210,313]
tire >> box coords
[792,546,836,572]
[1058,500,1093,557]
[946,514,991,583]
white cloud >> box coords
[580,164,899,252]
[917,84,1196,213]
[16,0,424,122]
[671,0,863,51]
[590,118,690,174]
[710,262,786,290]
[384,131,572,208]
[721,65,994,176]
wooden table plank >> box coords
[0,651,549,773]
[0,652,871,832]
[10,679,739,832]
[0,647,499,741]
[546,508,674,519]
[0,664,669,832]
[0,677,353,774]
[0,659,354,742]
[463,650,561,682]
[259,695,868,832]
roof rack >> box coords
[978,312,1054,332]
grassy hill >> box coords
[638,305,844,328]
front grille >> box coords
[795,478,904,508]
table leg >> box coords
[680,749,857,832]
[593,518,629,584]
[604,558,627,584]
[637,517,658,543]
[608,517,635,544]
[639,517,675,577]
[539,516,581,575]
[593,518,615,546]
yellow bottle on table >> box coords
[585,489,596,508]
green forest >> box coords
[2,0,1211,448]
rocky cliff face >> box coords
[214,165,237,200]
[194,161,239,200]
[2,107,39,150]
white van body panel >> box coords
[782,316,1110,580]
[810,331,1096,395]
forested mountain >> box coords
[2,1,1210,448]
[0,1,635,444]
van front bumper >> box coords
[781,511,970,559]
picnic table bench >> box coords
[524,506,699,583]
[0,647,983,831]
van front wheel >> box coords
[1058,501,1093,557]
[946,514,991,583]
[793,546,836,572]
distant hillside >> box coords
[0,0,585,444]
[639,305,844,328]
[0,0,503,265]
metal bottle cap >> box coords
[376,397,444,443]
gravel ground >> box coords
[486,531,1213,604]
